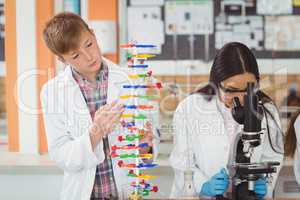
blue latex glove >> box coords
[255,178,267,199]
[200,168,229,197]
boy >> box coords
[41,12,153,200]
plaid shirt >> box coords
[72,62,118,199]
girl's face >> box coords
[218,72,257,108]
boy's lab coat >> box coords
[41,58,143,200]
[169,94,283,198]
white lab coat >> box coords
[293,115,300,185]
[41,58,141,200]
[169,93,283,198]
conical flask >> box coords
[180,170,198,199]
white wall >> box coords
[16,0,39,154]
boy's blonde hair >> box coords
[43,12,91,56]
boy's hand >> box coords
[139,122,154,154]
[89,101,124,150]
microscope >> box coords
[218,82,280,200]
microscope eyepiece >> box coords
[232,97,244,125]
[244,82,262,133]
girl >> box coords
[170,42,284,199]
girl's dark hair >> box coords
[284,110,300,158]
[196,42,272,104]
[194,42,284,155]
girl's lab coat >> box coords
[41,58,139,200]
[169,94,283,198]
[293,115,300,185]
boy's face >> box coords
[60,30,102,76]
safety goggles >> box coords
[219,83,258,94]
